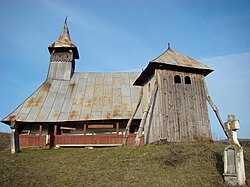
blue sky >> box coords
[0,0,249,139]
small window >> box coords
[148,83,151,92]
[174,75,181,84]
[62,129,71,134]
[185,76,191,84]
[21,130,30,135]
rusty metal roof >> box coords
[134,48,213,85]
[48,18,79,59]
[2,72,143,124]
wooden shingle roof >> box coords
[134,48,213,86]
[151,49,213,70]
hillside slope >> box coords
[0,142,249,186]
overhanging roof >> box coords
[2,72,143,124]
[134,48,213,86]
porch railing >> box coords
[19,135,46,148]
[54,134,144,146]
[18,134,144,148]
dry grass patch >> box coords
[0,142,249,186]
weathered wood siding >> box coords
[54,134,144,146]
[19,135,46,148]
[143,73,162,144]
[144,69,211,143]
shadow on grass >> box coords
[214,152,224,178]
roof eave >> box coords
[48,46,79,59]
[133,62,214,86]
[1,119,11,125]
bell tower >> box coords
[47,17,79,80]
[134,45,213,143]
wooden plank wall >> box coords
[19,135,46,148]
[143,74,163,144]
[144,70,211,143]
[54,134,144,146]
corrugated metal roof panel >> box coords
[58,112,69,121]
[53,93,66,108]
[58,81,69,94]
[2,72,142,123]
[77,78,87,91]
[36,106,51,121]
[26,106,41,121]
[122,96,132,115]
[61,98,73,113]
[69,104,81,121]
[43,92,57,107]
[50,80,61,93]
[47,108,61,122]
[16,113,28,121]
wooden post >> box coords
[116,123,119,136]
[134,83,158,147]
[10,119,20,154]
[39,125,43,136]
[204,82,228,138]
[38,125,43,148]
[123,87,143,146]
[54,125,57,136]
[84,124,87,135]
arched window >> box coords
[174,75,181,84]
[148,83,151,92]
[185,76,191,84]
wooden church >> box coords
[1,19,213,148]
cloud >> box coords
[199,51,250,139]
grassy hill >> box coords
[0,142,249,186]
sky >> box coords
[0,0,249,139]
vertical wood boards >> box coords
[144,69,211,143]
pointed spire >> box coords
[48,17,79,59]
[58,16,71,41]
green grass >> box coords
[0,142,249,187]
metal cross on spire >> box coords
[168,42,171,50]
[65,16,68,24]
